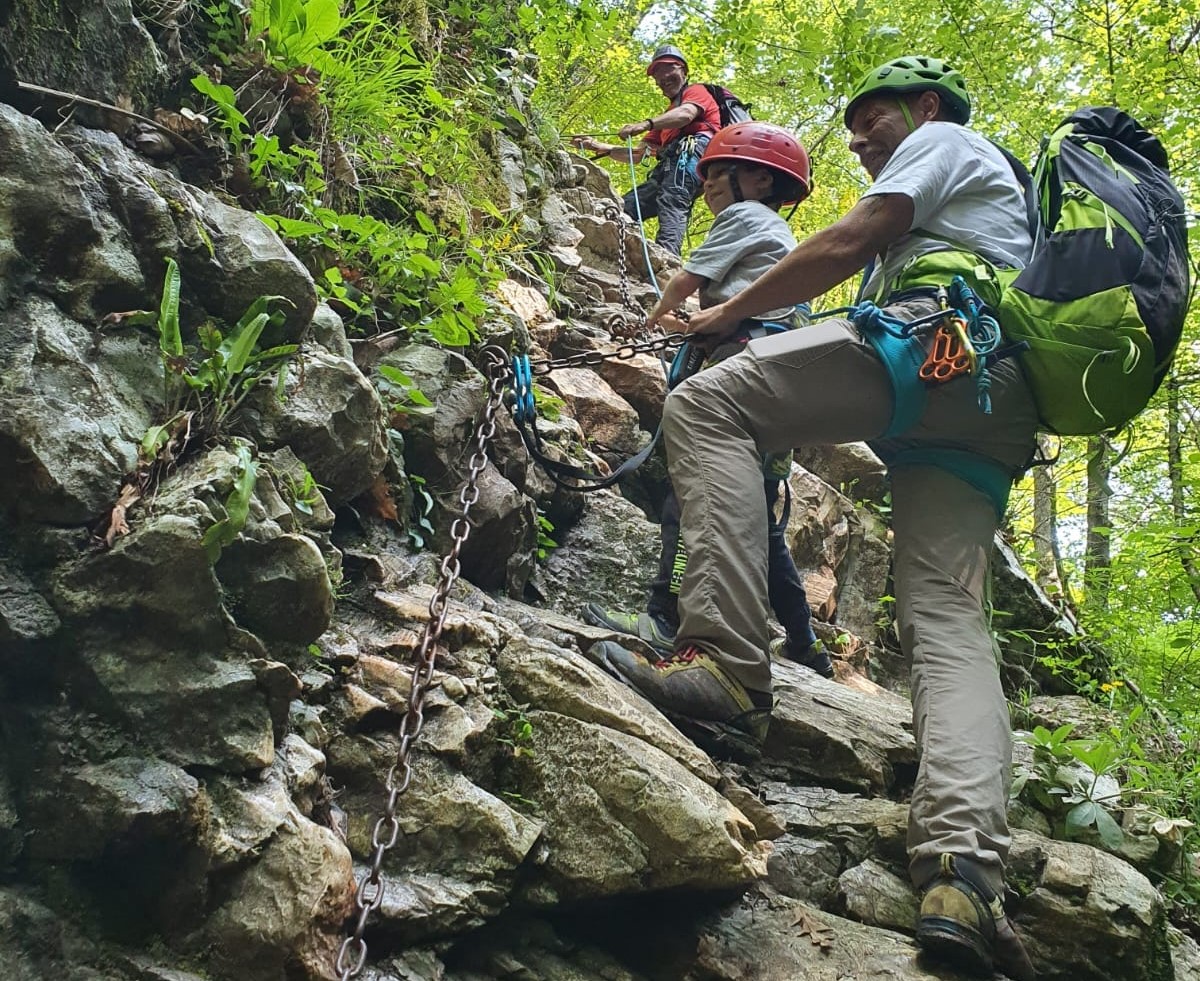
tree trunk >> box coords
[1084,435,1112,610]
[1166,373,1200,605]
[1032,435,1070,606]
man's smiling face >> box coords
[847,96,914,180]
[649,60,687,100]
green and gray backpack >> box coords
[900,108,1191,435]
[998,107,1191,435]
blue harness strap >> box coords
[887,447,1015,520]
[846,302,933,437]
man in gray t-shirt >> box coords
[597,57,1038,981]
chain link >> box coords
[600,201,645,340]
[528,332,683,376]
[335,345,509,981]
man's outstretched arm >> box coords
[687,192,914,342]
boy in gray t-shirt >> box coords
[585,122,831,677]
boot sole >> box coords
[916,918,993,977]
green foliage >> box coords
[147,259,297,430]
[493,701,536,758]
[376,365,435,420]
[282,466,326,516]
[1014,722,1129,851]
[532,383,564,422]
[248,0,344,70]
[202,443,259,563]
[188,0,521,349]
[535,511,557,561]
[407,474,435,549]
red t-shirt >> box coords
[644,83,720,149]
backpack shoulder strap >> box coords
[989,140,1040,246]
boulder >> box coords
[508,712,767,905]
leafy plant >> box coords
[283,466,326,516]
[247,0,344,70]
[493,702,536,758]
[535,511,557,561]
[1013,723,1127,850]
[376,365,435,421]
[408,474,436,549]
[202,443,259,563]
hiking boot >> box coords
[778,638,834,678]
[583,603,676,655]
[591,641,772,751]
[916,855,1036,981]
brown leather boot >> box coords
[916,855,1035,980]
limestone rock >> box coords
[692,895,949,980]
[329,752,541,943]
[494,634,722,786]
[509,711,767,905]
[206,814,354,981]
[216,532,334,644]
[22,757,200,862]
[765,658,916,794]
[1010,831,1173,981]
[838,858,919,932]
[0,0,166,111]
[241,348,389,506]
[544,366,645,456]
[533,490,659,619]
[793,442,890,505]
[0,297,154,523]
[0,559,60,655]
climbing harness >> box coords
[334,348,509,981]
[811,275,1009,437]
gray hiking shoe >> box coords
[583,603,676,655]
[591,641,772,749]
[916,855,1036,981]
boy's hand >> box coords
[687,303,738,345]
[656,312,689,334]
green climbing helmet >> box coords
[843,56,971,128]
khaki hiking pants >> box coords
[662,297,1038,894]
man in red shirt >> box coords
[575,46,721,255]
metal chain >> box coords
[334,345,510,981]
[527,332,683,376]
[601,200,644,340]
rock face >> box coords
[0,8,1187,981]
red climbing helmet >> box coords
[646,44,688,76]
[697,122,813,203]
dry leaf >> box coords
[363,474,400,522]
[102,482,142,546]
[791,907,835,952]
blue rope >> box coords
[511,355,536,424]
[624,136,663,300]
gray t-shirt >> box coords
[683,200,797,319]
[861,121,1032,297]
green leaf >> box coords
[258,214,329,238]
[1093,805,1125,851]
[158,257,183,358]
[202,446,258,563]
[140,422,172,459]
[1065,800,1099,836]
[224,312,269,374]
